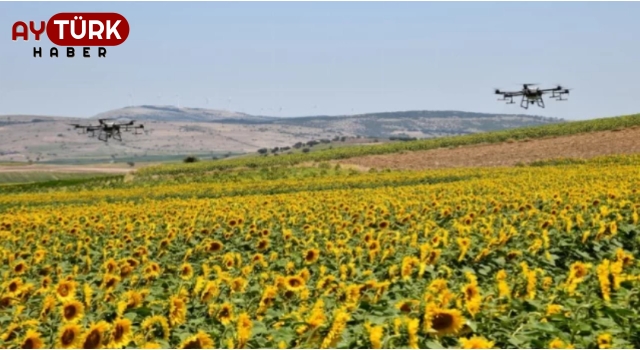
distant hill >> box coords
[270,110,561,138]
[0,106,563,164]
[91,106,562,138]
[92,105,277,123]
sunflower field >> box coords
[2,154,640,349]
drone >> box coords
[69,119,144,142]
[495,84,571,109]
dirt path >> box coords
[338,127,640,170]
[0,164,134,174]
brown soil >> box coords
[338,127,640,170]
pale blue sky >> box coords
[1,2,639,120]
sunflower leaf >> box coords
[132,306,152,317]
[251,321,268,336]
[425,340,444,349]
[124,312,137,322]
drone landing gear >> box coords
[520,96,545,109]
[98,131,109,142]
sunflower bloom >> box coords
[56,324,82,349]
[20,330,44,349]
[110,318,132,348]
[406,318,420,349]
[179,263,194,281]
[81,321,110,349]
[55,280,77,302]
[597,333,613,349]
[320,308,350,349]
[237,312,253,348]
[141,315,171,341]
[61,300,85,323]
[178,331,215,349]
[168,295,187,327]
[284,276,305,292]
[424,304,465,336]
[459,336,495,349]
[367,324,384,349]
[217,303,235,326]
[304,248,320,264]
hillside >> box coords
[338,125,640,170]
[0,106,558,164]
[92,105,275,123]
[272,110,560,138]
[137,112,640,176]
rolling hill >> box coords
[0,106,561,164]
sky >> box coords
[1,2,639,120]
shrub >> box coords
[184,156,199,163]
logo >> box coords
[12,12,130,58]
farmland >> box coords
[138,113,640,176]
[1,115,640,349]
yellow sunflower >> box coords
[141,315,171,341]
[284,276,305,292]
[426,307,465,336]
[81,321,110,349]
[179,263,194,281]
[257,239,270,251]
[178,331,215,349]
[207,240,224,253]
[597,333,612,349]
[123,290,144,309]
[230,277,247,293]
[61,300,85,323]
[216,303,235,326]
[56,324,82,349]
[459,336,495,349]
[237,312,253,348]
[304,249,320,264]
[6,278,23,295]
[462,283,480,302]
[102,274,121,291]
[200,281,220,303]
[55,280,77,301]
[13,261,28,275]
[19,329,44,349]
[110,318,133,348]
[41,295,57,319]
[168,295,187,326]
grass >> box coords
[38,152,242,165]
[0,174,124,193]
[0,161,30,166]
[0,172,111,185]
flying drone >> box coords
[69,119,144,142]
[495,84,571,109]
